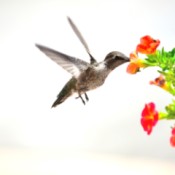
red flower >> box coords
[136,35,160,54]
[126,52,146,74]
[171,127,175,135]
[127,62,140,74]
[150,75,169,90]
[150,75,174,94]
[170,127,175,147]
[141,102,159,135]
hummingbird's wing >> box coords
[35,44,89,78]
[67,17,97,64]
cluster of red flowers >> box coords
[127,35,175,147]
[127,36,160,135]
[142,103,175,147]
[127,35,160,74]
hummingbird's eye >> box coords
[114,55,123,60]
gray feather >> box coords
[35,44,89,78]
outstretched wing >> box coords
[35,44,89,78]
[67,17,97,64]
[67,16,90,54]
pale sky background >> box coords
[0,0,175,174]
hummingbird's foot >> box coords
[84,93,89,101]
[79,95,86,105]
[75,93,89,102]
[75,94,86,105]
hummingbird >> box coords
[35,17,129,107]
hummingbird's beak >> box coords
[124,56,130,62]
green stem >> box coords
[159,112,168,120]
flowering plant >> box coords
[127,35,175,147]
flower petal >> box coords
[140,35,154,46]
[136,35,160,54]
[172,127,175,135]
[170,135,175,147]
[126,63,140,74]
[141,102,159,135]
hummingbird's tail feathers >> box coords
[51,78,77,107]
[51,98,63,107]
[51,89,73,107]
[51,96,66,107]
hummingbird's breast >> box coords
[76,65,110,92]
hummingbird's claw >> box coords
[75,93,87,105]
[76,93,89,103]
[84,93,89,101]
[79,95,86,105]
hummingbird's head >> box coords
[104,51,129,70]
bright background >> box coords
[0,0,175,174]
